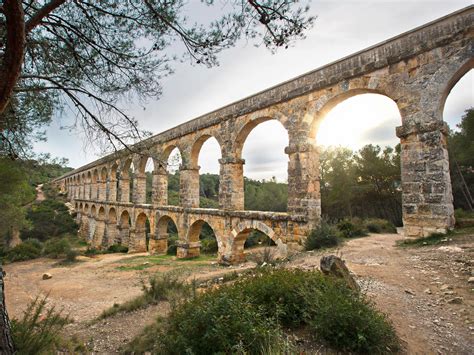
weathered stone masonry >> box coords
[55,7,473,263]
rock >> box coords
[438,246,463,253]
[468,277,474,284]
[320,255,359,292]
[424,288,432,294]
[440,284,452,291]
[42,273,52,280]
[405,289,415,295]
[447,297,463,304]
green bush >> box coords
[65,249,78,262]
[21,200,77,241]
[302,280,399,353]
[167,235,178,255]
[305,221,340,250]
[337,218,368,238]
[128,269,399,354]
[107,244,129,253]
[144,288,286,354]
[12,296,71,355]
[43,238,71,259]
[365,218,397,233]
[200,238,218,254]
[6,240,42,262]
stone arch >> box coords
[186,219,220,258]
[309,88,395,139]
[135,154,155,204]
[132,212,150,252]
[108,162,119,202]
[228,220,283,263]
[118,157,134,202]
[190,134,224,168]
[153,214,179,255]
[438,58,474,120]
[234,114,288,159]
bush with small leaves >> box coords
[12,296,71,354]
[337,218,368,238]
[107,244,129,253]
[305,221,340,250]
[6,240,43,262]
[43,238,72,258]
[364,218,397,234]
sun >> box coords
[316,94,402,150]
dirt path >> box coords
[5,232,473,353]
[35,184,45,202]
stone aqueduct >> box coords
[54,7,473,263]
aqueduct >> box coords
[54,7,473,263]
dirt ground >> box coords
[5,232,473,354]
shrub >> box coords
[127,269,399,354]
[302,280,399,353]
[143,273,190,303]
[337,218,368,238]
[305,221,340,250]
[107,244,129,253]
[365,218,397,234]
[11,296,71,355]
[84,247,99,256]
[65,249,78,263]
[167,235,178,255]
[43,238,71,258]
[200,238,218,254]
[147,289,286,354]
[6,240,43,262]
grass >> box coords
[397,226,474,248]
[97,272,191,321]
[115,254,215,271]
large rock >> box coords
[320,255,359,292]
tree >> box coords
[0,0,314,157]
[0,158,34,353]
[449,108,474,210]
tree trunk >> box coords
[0,265,15,354]
[0,0,26,116]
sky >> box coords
[34,0,473,182]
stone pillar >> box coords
[152,234,168,255]
[98,180,107,201]
[84,183,91,200]
[119,177,130,203]
[128,227,147,253]
[177,241,201,259]
[152,167,168,205]
[118,225,130,246]
[92,218,105,248]
[80,214,89,239]
[88,215,96,243]
[90,183,98,200]
[218,157,245,210]
[107,177,117,202]
[133,174,147,204]
[104,221,119,247]
[180,166,200,208]
[396,121,455,237]
[286,142,321,228]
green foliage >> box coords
[454,208,474,219]
[11,296,71,355]
[5,239,42,262]
[244,230,276,248]
[200,238,218,254]
[244,177,288,212]
[305,221,340,250]
[65,249,78,263]
[21,200,78,241]
[43,238,72,259]
[0,158,35,243]
[365,218,397,233]
[128,269,398,354]
[301,278,399,353]
[139,289,284,354]
[397,231,456,248]
[337,218,368,238]
[320,145,402,226]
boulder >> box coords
[42,273,52,280]
[320,255,359,292]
